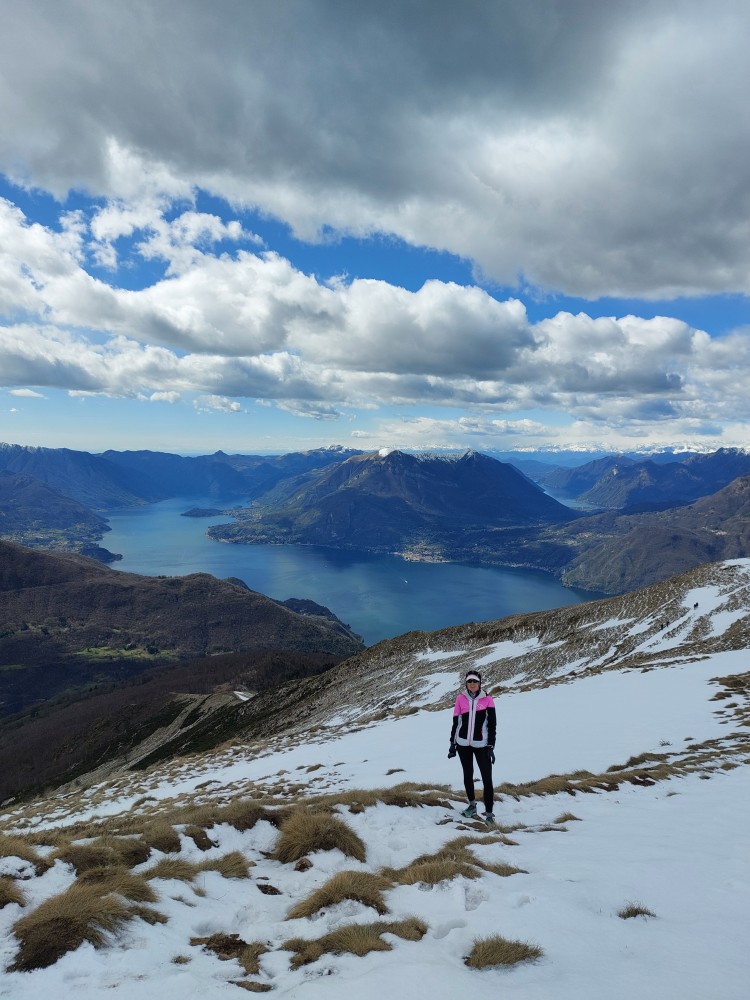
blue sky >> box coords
[1,1,749,456]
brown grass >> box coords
[391,855,480,886]
[282,917,427,968]
[183,825,216,851]
[286,871,391,919]
[211,801,284,832]
[145,857,200,882]
[9,882,162,971]
[77,866,158,903]
[142,821,182,854]
[553,812,581,824]
[198,851,254,879]
[618,901,657,919]
[273,810,366,864]
[53,842,122,874]
[0,876,26,909]
[306,783,455,814]
[0,833,51,874]
[145,851,253,882]
[190,932,268,974]
[464,934,543,968]
[54,837,151,874]
[386,837,525,886]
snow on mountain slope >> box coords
[1,560,749,998]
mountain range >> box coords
[542,473,750,593]
[0,472,110,553]
[534,447,750,512]
[2,440,750,598]
[209,449,577,556]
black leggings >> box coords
[457,745,494,812]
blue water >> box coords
[103,497,596,646]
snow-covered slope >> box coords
[1,560,749,998]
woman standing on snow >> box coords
[448,670,496,825]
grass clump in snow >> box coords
[273,809,366,864]
[210,800,285,832]
[142,821,182,854]
[386,837,525,887]
[553,812,581,824]
[145,851,253,882]
[145,857,198,882]
[190,932,268,975]
[9,882,165,971]
[618,901,657,919]
[282,917,427,968]
[54,837,151,874]
[200,850,254,879]
[464,934,543,968]
[77,865,158,903]
[0,833,51,875]
[307,783,454,814]
[183,824,217,851]
[286,870,391,919]
[0,876,26,909]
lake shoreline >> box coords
[103,496,599,646]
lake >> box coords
[103,497,598,646]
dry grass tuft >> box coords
[142,822,182,854]
[146,851,253,882]
[198,851,254,879]
[0,833,51,875]
[145,857,200,882]
[8,881,162,971]
[307,783,455,814]
[190,932,268,975]
[24,829,71,850]
[480,860,527,877]
[55,837,151,875]
[283,917,427,968]
[129,904,168,926]
[386,837,523,886]
[77,866,158,903]
[464,934,543,968]
[183,825,216,851]
[231,981,273,993]
[212,801,283,832]
[391,855,479,886]
[1,876,26,909]
[53,842,122,874]
[273,810,366,864]
[105,837,153,867]
[618,901,657,919]
[553,812,581,824]
[286,870,391,919]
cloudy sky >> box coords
[1,0,749,456]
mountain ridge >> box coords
[0,539,364,717]
[210,449,577,554]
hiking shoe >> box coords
[484,812,495,826]
[461,803,478,818]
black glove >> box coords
[448,743,457,759]
[488,746,495,764]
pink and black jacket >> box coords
[450,689,496,748]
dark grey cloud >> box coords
[1,1,748,296]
